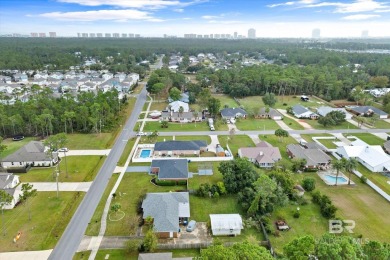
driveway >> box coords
[277,109,313,130]
[0,250,52,260]
[65,150,111,156]
[160,222,211,245]
[248,134,260,145]
[207,135,220,153]
[17,182,92,192]
[126,166,150,172]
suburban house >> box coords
[161,111,201,123]
[1,141,59,172]
[336,139,390,172]
[153,140,207,157]
[220,108,247,120]
[287,144,331,169]
[13,73,28,82]
[255,107,283,120]
[384,140,390,154]
[348,106,388,119]
[141,192,190,238]
[168,93,189,103]
[139,253,191,260]
[291,105,319,119]
[316,106,353,120]
[168,101,189,113]
[238,141,281,168]
[0,173,21,209]
[209,214,243,236]
[150,159,189,182]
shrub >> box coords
[311,191,337,219]
[360,175,367,184]
[302,177,316,192]
[126,239,141,253]
[293,211,300,218]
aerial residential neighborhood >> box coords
[1,10,390,260]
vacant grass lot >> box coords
[139,135,211,145]
[18,156,105,182]
[0,191,84,252]
[86,173,120,236]
[142,121,228,132]
[218,135,255,156]
[66,133,113,149]
[149,101,167,111]
[235,118,279,131]
[213,94,238,108]
[274,96,324,109]
[346,133,385,145]
[237,96,265,111]
[1,137,37,157]
[370,119,390,129]
[302,120,358,130]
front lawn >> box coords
[235,118,279,131]
[347,133,385,145]
[141,121,228,132]
[66,133,114,149]
[218,135,255,156]
[281,117,305,130]
[0,192,84,252]
[1,137,37,157]
[149,101,168,111]
[117,138,136,166]
[18,156,105,182]
[302,120,358,130]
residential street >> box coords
[48,86,147,260]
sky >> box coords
[0,0,389,38]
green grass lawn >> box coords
[236,96,265,111]
[235,118,279,131]
[117,138,136,166]
[1,137,37,157]
[346,133,385,145]
[18,156,105,182]
[0,191,84,252]
[370,119,390,129]
[86,173,120,236]
[139,135,211,145]
[302,120,358,130]
[356,164,390,195]
[93,249,200,260]
[213,94,238,108]
[141,121,228,132]
[281,117,305,130]
[188,162,223,190]
[218,135,255,156]
[149,101,167,111]
[259,134,298,168]
[105,173,185,236]
[73,251,92,260]
[300,134,336,149]
[273,96,325,109]
[66,133,114,149]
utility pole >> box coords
[56,166,59,198]
[64,151,68,178]
[99,118,102,134]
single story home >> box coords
[287,144,331,169]
[238,141,281,168]
[255,107,283,120]
[220,108,247,120]
[168,101,189,113]
[384,140,390,154]
[337,140,390,172]
[1,141,58,172]
[0,173,21,209]
[291,105,319,119]
[142,192,190,238]
[347,106,388,119]
[150,159,189,181]
[210,214,243,236]
[168,93,189,103]
[316,106,353,120]
[153,140,207,157]
[161,111,201,123]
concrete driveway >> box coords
[64,150,110,156]
[17,182,92,192]
[207,135,220,153]
[0,250,52,260]
[126,166,150,172]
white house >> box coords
[13,73,28,82]
[0,173,21,209]
[210,214,243,236]
[316,106,353,120]
[129,73,140,82]
[168,101,189,113]
[102,73,114,81]
[336,139,390,172]
[291,105,318,119]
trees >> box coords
[291,158,307,172]
[110,203,121,217]
[0,137,6,170]
[200,241,273,260]
[207,97,221,118]
[302,177,316,192]
[0,190,12,236]
[142,230,157,252]
[19,183,37,221]
[169,87,181,101]
[283,235,315,260]
[275,128,289,142]
[332,160,345,186]
[344,158,358,185]
[262,92,277,107]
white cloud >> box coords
[202,15,219,19]
[56,0,207,9]
[342,14,381,20]
[208,20,242,24]
[267,1,295,8]
[173,8,184,12]
[38,9,160,22]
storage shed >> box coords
[210,214,243,236]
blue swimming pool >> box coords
[140,149,151,158]
[324,175,348,185]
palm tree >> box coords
[332,160,345,186]
[344,158,358,185]
[193,110,199,127]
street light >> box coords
[56,169,59,198]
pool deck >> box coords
[318,171,355,186]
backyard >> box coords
[18,156,105,182]
[273,96,325,109]
[212,94,238,108]
[1,137,37,157]
[356,164,390,196]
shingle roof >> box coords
[384,140,390,153]
[220,108,247,117]
[0,173,14,189]
[287,144,331,167]
[239,146,281,164]
[292,105,310,115]
[258,107,283,118]
[2,141,55,163]
[142,192,190,232]
[154,140,207,151]
[151,159,189,179]
[138,253,173,260]
[350,106,388,116]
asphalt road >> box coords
[48,87,147,260]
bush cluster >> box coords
[311,191,337,219]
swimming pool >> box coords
[140,149,152,158]
[324,175,348,185]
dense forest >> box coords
[0,88,127,137]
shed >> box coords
[210,214,243,236]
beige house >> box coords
[238,141,281,168]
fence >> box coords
[157,241,269,250]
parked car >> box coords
[186,220,197,232]
[210,126,215,131]
[12,135,25,141]
[136,132,146,136]
[58,148,69,152]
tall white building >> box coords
[248,28,256,39]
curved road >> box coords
[49,87,148,260]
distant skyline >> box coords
[1,0,390,38]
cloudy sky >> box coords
[0,0,389,37]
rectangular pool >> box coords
[140,149,152,158]
[324,175,348,185]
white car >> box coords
[58,148,69,152]
[136,132,146,136]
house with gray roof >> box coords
[238,141,281,168]
[161,111,201,123]
[255,107,283,120]
[138,252,192,260]
[141,192,190,238]
[348,106,388,119]
[291,105,318,119]
[150,159,189,181]
[287,144,331,170]
[0,173,21,209]
[220,107,247,120]
[1,141,58,172]
[153,140,207,157]
[384,140,390,154]
[316,106,353,120]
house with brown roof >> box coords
[238,141,281,168]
